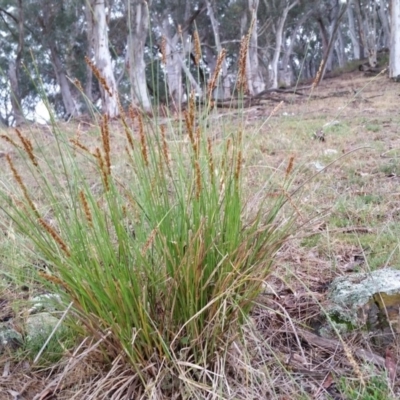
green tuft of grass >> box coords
[338,374,394,400]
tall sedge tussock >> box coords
[2,50,298,398]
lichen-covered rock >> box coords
[26,312,59,341]
[327,267,400,332]
[0,323,22,354]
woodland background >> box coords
[0,0,397,125]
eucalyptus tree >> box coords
[151,0,206,107]
[34,0,82,118]
[265,0,300,89]
[205,0,231,99]
[126,0,152,112]
[88,0,119,117]
[0,0,25,125]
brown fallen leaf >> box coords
[314,372,334,398]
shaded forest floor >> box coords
[1,69,400,399]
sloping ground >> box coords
[0,70,399,399]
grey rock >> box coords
[26,312,60,341]
[0,323,23,354]
[326,267,400,333]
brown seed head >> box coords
[79,191,93,226]
[160,36,167,65]
[285,155,294,179]
[138,113,148,167]
[207,49,226,98]
[195,160,202,200]
[6,154,38,215]
[101,114,111,175]
[193,30,201,66]
[39,218,70,257]
[237,35,250,93]
[15,129,37,167]
[85,56,113,97]
[160,125,170,168]
[141,227,158,256]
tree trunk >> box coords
[377,1,390,49]
[354,0,377,66]
[270,1,299,89]
[84,3,94,102]
[90,0,119,117]
[9,62,24,126]
[335,28,346,68]
[49,43,80,117]
[246,0,265,94]
[280,9,312,87]
[390,0,400,78]
[10,0,24,126]
[315,1,348,86]
[206,0,231,99]
[347,0,360,59]
[126,0,152,112]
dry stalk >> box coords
[1,135,21,149]
[70,138,91,154]
[312,59,324,90]
[207,137,215,184]
[269,101,284,117]
[141,227,158,256]
[195,160,202,200]
[38,271,68,288]
[85,56,113,97]
[73,78,84,93]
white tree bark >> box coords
[390,0,400,78]
[246,0,265,94]
[280,9,312,87]
[377,0,390,49]
[90,0,119,117]
[206,0,231,99]
[270,1,299,89]
[347,1,360,59]
[354,0,377,66]
[10,0,24,126]
[49,44,80,117]
[126,0,152,112]
[84,3,94,102]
